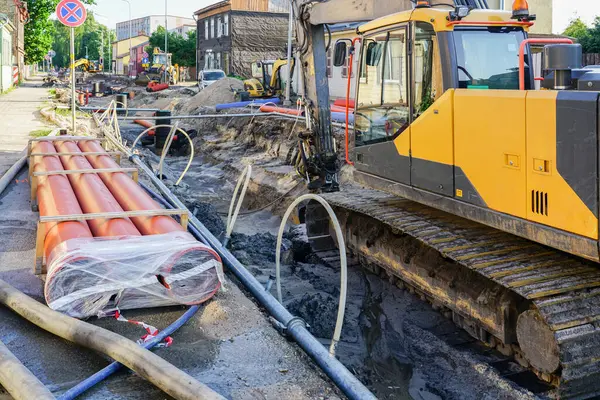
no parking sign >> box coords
[56,0,87,28]
[55,0,87,132]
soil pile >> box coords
[181,78,244,114]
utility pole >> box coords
[165,0,168,53]
[85,46,88,59]
[122,0,132,76]
[283,0,294,106]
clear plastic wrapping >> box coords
[45,232,222,318]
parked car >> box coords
[198,69,226,89]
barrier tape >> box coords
[114,310,173,347]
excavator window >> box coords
[454,27,530,90]
[413,22,438,117]
[355,27,409,147]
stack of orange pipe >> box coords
[33,138,222,317]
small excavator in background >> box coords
[243,59,294,98]
[292,0,600,398]
[73,59,103,73]
[135,47,178,86]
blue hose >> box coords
[58,306,201,400]
[215,97,280,111]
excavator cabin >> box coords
[331,3,600,262]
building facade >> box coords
[129,40,150,77]
[195,0,289,78]
[169,24,196,37]
[0,15,14,91]
[116,15,195,41]
[112,35,149,76]
[0,0,26,81]
[487,0,553,34]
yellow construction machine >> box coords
[243,59,293,98]
[73,58,103,73]
[135,47,178,86]
[294,0,600,397]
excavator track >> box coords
[306,186,600,399]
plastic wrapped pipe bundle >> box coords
[31,138,222,318]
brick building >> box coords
[194,0,289,78]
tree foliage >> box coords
[148,26,196,66]
[562,17,600,54]
[51,13,115,69]
[25,0,95,65]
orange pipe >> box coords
[518,38,573,90]
[78,140,187,235]
[134,119,156,136]
[259,105,304,116]
[333,98,355,109]
[54,140,141,238]
[345,38,360,166]
[31,142,93,260]
[331,105,353,113]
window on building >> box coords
[326,47,332,78]
[341,48,354,79]
[205,20,209,40]
[217,16,222,37]
[223,52,229,74]
[211,18,215,38]
[224,15,229,36]
[2,39,10,66]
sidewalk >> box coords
[0,76,52,177]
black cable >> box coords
[325,24,332,53]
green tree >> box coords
[25,0,96,65]
[51,12,113,69]
[148,26,196,67]
[563,17,592,53]
[585,17,600,54]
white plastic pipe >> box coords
[224,165,252,246]
[275,194,347,356]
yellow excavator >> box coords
[73,59,103,73]
[135,47,178,86]
[293,0,600,397]
[243,59,293,98]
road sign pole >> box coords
[71,27,76,133]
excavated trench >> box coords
[112,112,550,400]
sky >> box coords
[553,0,600,33]
[88,0,600,33]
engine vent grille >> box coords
[532,190,548,216]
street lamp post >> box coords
[122,0,132,76]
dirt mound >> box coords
[181,78,244,114]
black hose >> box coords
[325,24,332,53]
[136,174,377,400]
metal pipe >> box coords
[283,0,294,106]
[53,140,141,238]
[0,339,55,400]
[79,107,162,112]
[117,112,295,121]
[121,148,376,400]
[0,279,225,400]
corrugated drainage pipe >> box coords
[0,279,225,400]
